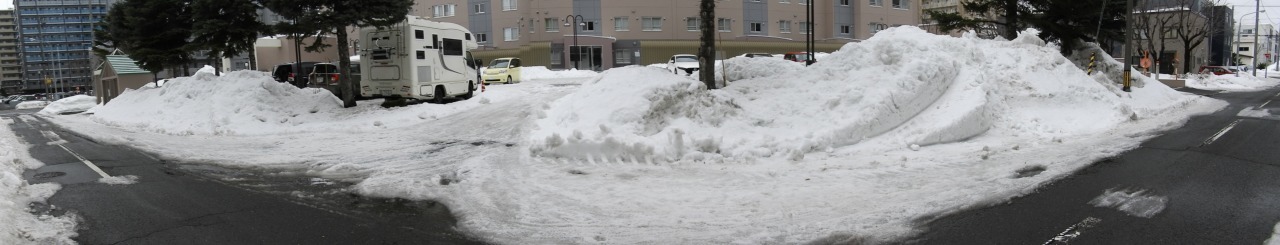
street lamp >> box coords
[1236,10,1264,71]
[564,14,584,70]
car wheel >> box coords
[506,76,513,84]
[462,82,474,99]
[433,86,446,104]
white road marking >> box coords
[1262,100,1274,108]
[37,130,110,178]
[1043,217,1102,245]
[1202,119,1242,146]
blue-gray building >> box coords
[14,0,114,93]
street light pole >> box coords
[564,14,583,70]
[1235,10,1263,68]
[1252,0,1261,76]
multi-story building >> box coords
[1206,5,1233,66]
[410,0,919,70]
[919,0,968,36]
[1233,24,1277,68]
[15,0,114,94]
[0,9,22,95]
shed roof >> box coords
[105,55,149,75]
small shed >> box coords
[94,55,151,104]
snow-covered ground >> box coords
[15,101,48,110]
[0,117,78,244]
[36,26,1264,243]
[38,95,98,116]
[1186,72,1280,92]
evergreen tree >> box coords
[261,0,412,108]
[927,0,1127,54]
[189,0,266,76]
[100,0,194,75]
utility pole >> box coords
[1122,0,1133,92]
[1252,0,1260,76]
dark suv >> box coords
[272,62,319,88]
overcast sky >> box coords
[1222,0,1280,28]
[0,2,11,10]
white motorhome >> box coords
[359,16,480,103]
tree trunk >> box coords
[337,31,356,108]
[211,52,221,76]
[248,47,257,71]
[698,0,716,89]
[1002,0,1019,39]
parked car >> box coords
[1198,66,1235,75]
[2,95,18,104]
[5,94,37,106]
[783,52,812,63]
[667,54,700,76]
[271,62,319,88]
[482,57,523,84]
[742,53,774,58]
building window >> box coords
[473,3,485,14]
[530,19,537,33]
[504,27,519,41]
[1239,47,1250,52]
[476,33,488,43]
[1162,28,1175,39]
[800,0,811,5]
[432,4,456,17]
[415,30,424,39]
[869,23,888,35]
[840,0,850,5]
[840,25,851,34]
[686,17,700,31]
[717,18,731,32]
[780,0,790,3]
[800,21,811,34]
[502,0,517,11]
[551,51,562,65]
[546,18,559,32]
[749,22,763,33]
[779,20,792,33]
[582,21,596,31]
[416,50,425,60]
[870,0,882,6]
[615,49,633,64]
[892,0,908,8]
[614,17,629,31]
[642,16,662,31]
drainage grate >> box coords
[33,171,67,179]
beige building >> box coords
[250,36,342,72]
[93,55,150,104]
[0,10,19,95]
[410,0,920,70]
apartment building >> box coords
[410,0,919,70]
[1234,24,1277,68]
[15,0,114,94]
[0,9,21,95]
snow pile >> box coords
[531,27,1198,163]
[83,70,539,136]
[89,71,342,135]
[15,101,48,110]
[0,118,78,244]
[519,66,599,80]
[1186,72,1280,91]
[38,95,98,115]
[718,56,806,82]
[98,175,139,185]
[195,65,217,75]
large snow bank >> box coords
[0,117,78,244]
[39,95,97,115]
[1186,73,1280,91]
[531,27,1198,163]
[718,56,806,82]
[520,66,598,80]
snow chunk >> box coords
[39,95,98,115]
[1186,73,1280,92]
[520,66,599,80]
[15,101,48,110]
[98,175,140,185]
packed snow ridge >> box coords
[529,27,1193,164]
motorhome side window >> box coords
[441,38,463,56]
[416,50,426,60]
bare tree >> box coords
[1171,0,1224,73]
[1133,0,1176,74]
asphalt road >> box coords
[909,86,1280,244]
[6,113,486,244]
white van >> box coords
[360,16,480,103]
